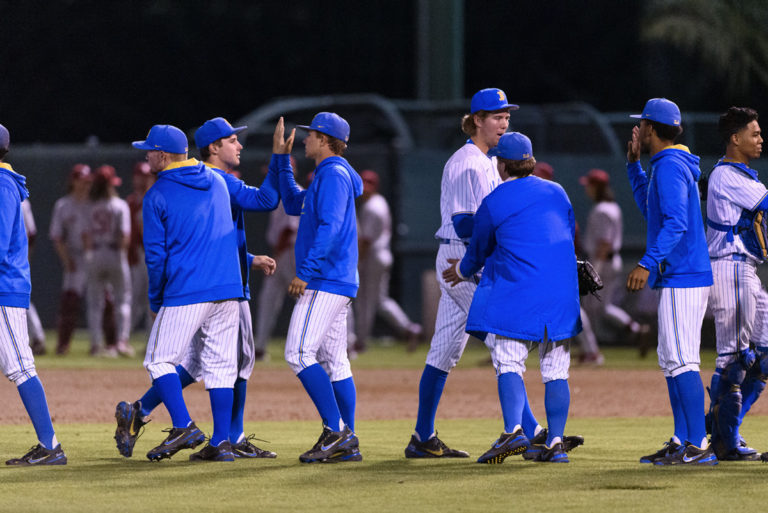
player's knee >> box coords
[8,369,37,386]
[284,347,316,375]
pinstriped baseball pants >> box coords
[657,286,709,377]
[284,289,353,382]
[488,335,571,382]
[0,306,37,385]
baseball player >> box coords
[626,98,716,465]
[126,162,156,336]
[115,117,280,460]
[272,113,364,463]
[580,168,649,361]
[82,165,133,357]
[703,106,765,461]
[444,132,581,463]
[21,199,46,355]
[353,169,421,352]
[131,124,243,462]
[0,123,67,466]
[405,88,513,458]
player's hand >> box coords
[251,255,276,276]
[273,117,296,155]
[626,265,649,292]
[288,276,308,298]
[442,258,464,287]
[627,126,641,163]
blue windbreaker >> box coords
[272,153,363,297]
[627,145,713,289]
[459,176,581,342]
[0,163,31,308]
[142,159,242,312]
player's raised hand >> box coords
[273,116,296,155]
[442,258,464,287]
[251,255,277,276]
[627,125,641,163]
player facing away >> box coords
[0,123,66,466]
[131,125,243,462]
[115,117,279,460]
[626,99,716,466]
[272,113,364,463]
[704,107,765,461]
[444,132,581,463]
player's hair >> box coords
[648,120,683,142]
[498,157,537,178]
[199,139,223,160]
[0,148,7,160]
[592,182,615,203]
[461,109,510,137]
[317,132,347,156]
[89,176,113,200]
[718,107,759,144]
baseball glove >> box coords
[577,260,603,298]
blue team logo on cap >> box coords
[297,112,350,143]
[470,88,520,114]
[630,98,681,126]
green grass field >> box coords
[2,334,766,512]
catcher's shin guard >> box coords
[716,383,743,453]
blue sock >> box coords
[667,376,688,443]
[332,377,357,432]
[498,372,525,433]
[139,365,196,417]
[544,379,570,446]
[414,364,448,442]
[229,378,247,443]
[153,373,192,429]
[674,371,707,446]
[17,377,56,450]
[297,364,343,431]
[520,381,540,438]
[209,388,234,446]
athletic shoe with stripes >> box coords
[232,434,277,459]
[404,433,469,458]
[654,442,718,466]
[534,442,569,463]
[146,422,205,461]
[523,428,584,460]
[114,400,149,458]
[299,425,359,463]
[6,444,67,466]
[477,428,529,464]
[639,438,683,463]
[189,440,235,462]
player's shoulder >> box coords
[444,144,492,174]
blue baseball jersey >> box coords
[0,163,31,308]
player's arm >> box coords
[626,127,650,218]
[142,193,169,313]
[249,253,276,276]
[272,116,304,215]
[295,171,348,282]
[638,164,689,272]
[223,171,280,212]
[0,186,16,262]
[358,202,382,261]
[443,200,495,286]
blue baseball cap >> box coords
[194,117,247,149]
[132,125,188,154]
[297,112,350,143]
[489,132,533,160]
[630,98,681,126]
[470,88,519,114]
[0,123,9,151]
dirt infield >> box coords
[2,366,762,425]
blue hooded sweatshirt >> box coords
[0,163,31,308]
[626,145,713,289]
[142,159,242,312]
[208,165,279,300]
[272,153,363,297]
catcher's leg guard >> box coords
[739,366,766,421]
[706,369,723,435]
[717,360,748,453]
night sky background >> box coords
[2,0,764,143]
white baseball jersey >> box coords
[83,197,132,349]
[428,143,501,372]
[583,201,622,272]
[49,195,90,294]
[706,163,768,366]
[359,193,393,267]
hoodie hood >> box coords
[323,156,363,198]
[651,145,702,182]
[157,159,213,191]
[0,163,29,201]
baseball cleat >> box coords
[523,429,584,460]
[404,434,469,458]
[477,428,529,464]
[639,438,683,464]
[114,400,149,458]
[232,434,277,459]
[299,425,359,463]
[653,442,718,466]
[146,422,205,461]
[534,442,569,463]
[189,441,235,462]
[720,442,760,461]
[6,444,67,466]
